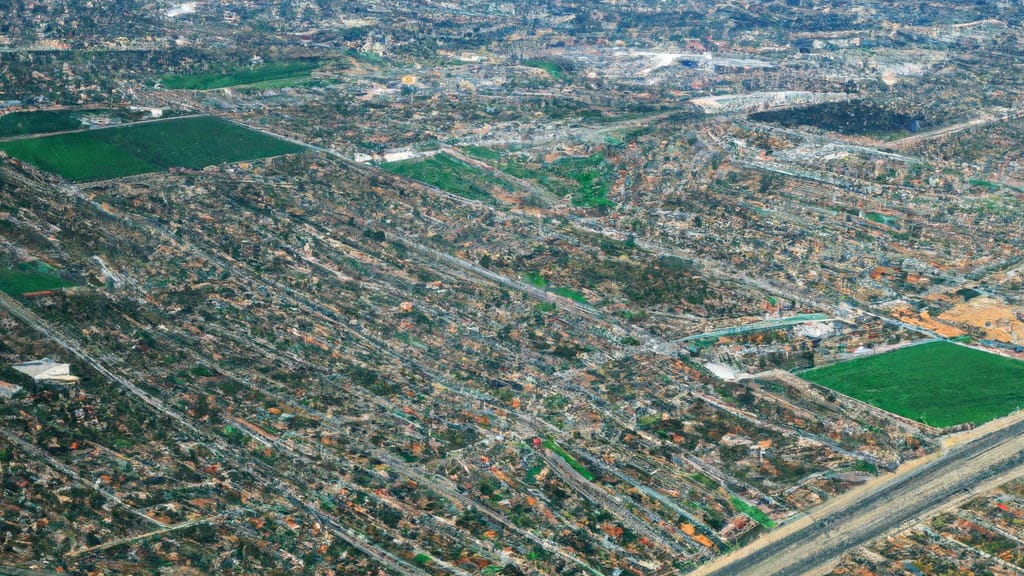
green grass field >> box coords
[500,153,614,208]
[0,264,76,295]
[542,439,594,481]
[803,341,1024,427]
[865,212,897,227]
[731,496,776,529]
[522,59,567,80]
[553,286,587,303]
[382,152,510,202]
[459,145,502,161]
[458,146,616,208]
[161,60,321,90]
[0,110,81,138]
[0,116,303,181]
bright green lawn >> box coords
[731,496,775,529]
[0,116,303,181]
[460,145,502,161]
[803,341,1024,427]
[499,152,614,208]
[0,110,81,137]
[0,268,75,295]
[542,439,594,481]
[161,60,321,90]
[382,152,510,202]
[522,59,566,80]
[456,146,616,208]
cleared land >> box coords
[803,341,1024,427]
[938,296,1024,345]
[0,116,303,181]
[0,110,81,138]
[160,60,321,90]
[382,152,510,202]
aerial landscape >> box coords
[2,1,1024,574]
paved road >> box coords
[694,414,1024,576]
[0,426,165,529]
[886,107,1022,150]
[0,292,426,576]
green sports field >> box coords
[0,261,76,295]
[0,116,303,181]
[803,341,1024,428]
[0,110,82,138]
[160,60,322,90]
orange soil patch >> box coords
[890,306,965,338]
[938,296,1024,345]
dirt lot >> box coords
[938,296,1024,345]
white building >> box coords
[12,358,80,383]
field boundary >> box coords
[0,115,303,181]
[771,370,945,437]
[800,341,1024,428]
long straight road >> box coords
[693,413,1024,576]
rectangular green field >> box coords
[0,116,303,181]
[382,152,510,202]
[802,341,1024,428]
[0,110,82,138]
[161,60,321,90]
[0,266,75,295]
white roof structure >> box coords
[0,380,22,398]
[703,362,752,382]
[12,358,80,383]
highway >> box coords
[693,414,1024,576]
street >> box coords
[693,412,1024,576]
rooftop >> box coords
[12,358,80,383]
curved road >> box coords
[696,414,1024,576]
